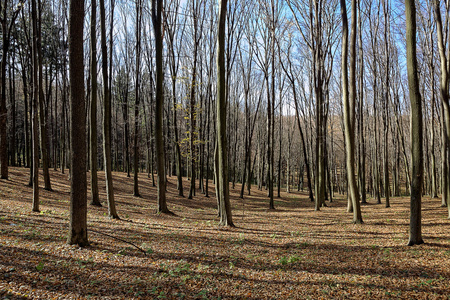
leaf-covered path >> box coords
[1,167,449,299]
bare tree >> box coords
[340,0,363,223]
[164,0,185,197]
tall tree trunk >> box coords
[442,112,448,206]
[277,87,282,198]
[0,0,23,178]
[358,0,366,203]
[22,61,30,169]
[67,0,88,246]
[152,0,170,214]
[9,53,16,167]
[312,2,326,211]
[383,0,390,207]
[133,0,142,197]
[340,0,363,223]
[90,0,101,206]
[434,0,450,218]
[0,3,8,180]
[37,0,51,191]
[406,0,424,246]
[188,9,199,200]
[31,0,40,212]
[100,0,119,219]
[217,0,233,226]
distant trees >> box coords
[0,0,23,180]
[1,0,449,238]
[287,0,338,211]
[164,0,185,197]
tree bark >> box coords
[100,0,119,219]
[152,0,170,214]
[90,0,101,206]
[434,0,450,217]
[37,0,51,191]
[217,0,233,226]
[31,0,40,212]
[340,0,363,223]
[133,0,142,197]
[0,0,23,179]
[406,0,424,246]
[67,0,88,246]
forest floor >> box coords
[0,167,450,299]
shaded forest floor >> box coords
[1,167,450,299]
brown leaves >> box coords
[0,167,449,299]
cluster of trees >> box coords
[0,0,447,246]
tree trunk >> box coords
[37,0,51,191]
[152,0,170,214]
[90,0,101,206]
[9,53,16,167]
[434,0,450,217]
[340,0,363,223]
[0,4,8,179]
[133,0,142,197]
[216,0,233,226]
[406,0,424,246]
[188,16,198,200]
[31,0,40,212]
[383,0,390,207]
[358,0,366,203]
[100,0,119,219]
[67,0,88,246]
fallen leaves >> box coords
[0,167,449,299]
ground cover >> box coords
[1,167,449,299]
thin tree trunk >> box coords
[133,0,142,197]
[31,0,40,212]
[37,0,51,191]
[90,0,101,206]
[434,0,450,217]
[340,0,363,223]
[100,0,119,219]
[152,0,170,214]
[217,0,233,226]
[383,0,390,208]
[188,17,198,200]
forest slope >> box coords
[1,168,449,299]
